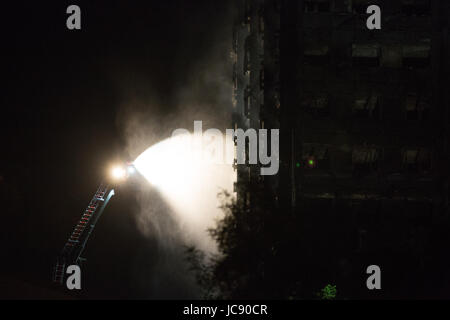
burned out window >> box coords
[405,93,430,120]
[305,1,315,12]
[381,45,402,68]
[302,143,330,170]
[302,93,330,116]
[402,148,431,173]
[243,37,251,74]
[352,0,367,14]
[357,228,368,252]
[243,0,251,23]
[352,0,380,14]
[244,86,251,117]
[402,44,430,69]
[259,15,264,33]
[401,0,431,15]
[273,33,280,62]
[304,45,330,65]
[232,64,238,90]
[334,0,349,12]
[352,44,380,67]
[352,94,380,119]
[352,146,380,175]
[273,0,281,13]
[260,68,264,90]
[304,0,331,13]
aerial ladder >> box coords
[53,183,116,285]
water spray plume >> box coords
[133,133,235,253]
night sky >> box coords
[1,1,233,299]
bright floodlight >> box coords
[111,166,126,180]
[127,166,136,174]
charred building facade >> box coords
[232,0,450,298]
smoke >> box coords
[112,2,236,298]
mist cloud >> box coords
[112,2,235,298]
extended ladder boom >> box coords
[53,183,115,285]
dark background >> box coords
[0,0,232,299]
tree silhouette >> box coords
[186,181,331,299]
